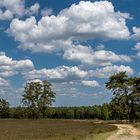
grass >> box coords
[0,119,117,140]
[92,131,116,140]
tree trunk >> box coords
[129,99,134,123]
[125,89,129,120]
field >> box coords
[0,119,117,140]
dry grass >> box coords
[0,119,117,140]
[134,123,140,129]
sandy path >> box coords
[107,124,140,140]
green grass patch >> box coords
[0,119,117,140]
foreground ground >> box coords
[0,119,140,140]
[107,124,140,140]
[0,119,116,140]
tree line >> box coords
[0,72,140,122]
[0,103,109,120]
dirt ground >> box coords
[107,124,140,140]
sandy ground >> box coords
[107,124,140,140]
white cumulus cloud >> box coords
[8,1,130,54]
[41,8,53,16]
[81,80,100,87]
[132,42,140,57]
[132,27,140,40]
[0,0,40,20]
[23,65,89,82]
[0,52,34,77]
[26,3,40,16]
[0,77,10,87]
[63,44,131,66]
[92,65,134,78]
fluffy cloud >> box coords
[63,44,131,66]
[8,1,130,53]
[0,9,13,20]
[0,77,10,87]
[53,82,103,99]
[59,1,130,40]
[92,65,134,78]
[0,52,34,77]
[23,64,134,84]
[25,3,40,16]
[41,8,53,16]
[23,65,89,82]
[133,43,140,51]
[81,80,100,87]
[132,27,140,40]
[26,79,43,84]
[0,52,34,102]
[0,0,24,20]
[96,44,105,50]
[132,43,140,57]
[0,0,40,20]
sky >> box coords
[0,0,140,107]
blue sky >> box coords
[0,0,140,106]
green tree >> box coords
[108,97,128,120]
[106,72,129,118]
[22,80,55,118]
[101,104,109,120]
[106,72,140,123]
[128,77,140,123]
[106,72,128,97]
[0,99,10,118]
[66,109,75,119]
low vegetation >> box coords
[0,119,117,140]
